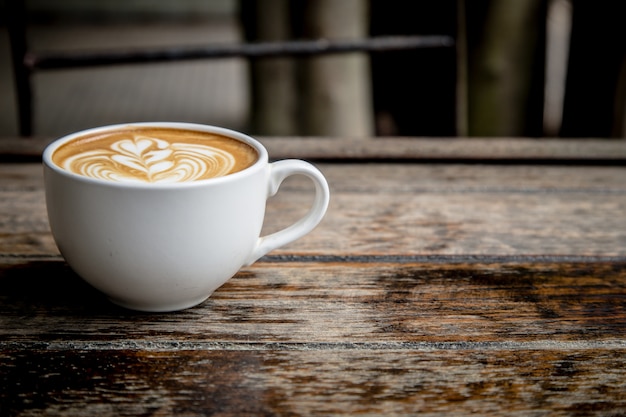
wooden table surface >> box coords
[1,137,625,416]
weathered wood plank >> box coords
[272,164,626,256]
[2,347,625,416]
[1,259,624,344]
[0,164,53,253]
[2,163,624,256]
[1,137,626,162]
[4,162,626,191]
[2,148,625,417]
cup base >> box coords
[108,295,210,312]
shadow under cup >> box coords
[42,122,330,312]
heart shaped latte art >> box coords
[62,135,236,183]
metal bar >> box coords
[26,35,455,70]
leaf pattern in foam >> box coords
[64,135,236,183]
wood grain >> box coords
[2,258,625,415]
[2,136,626,162]
[1,259,624,344]
[2,347,625,416]
[2,163,624,256]
[1,144,625,416]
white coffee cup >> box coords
[43,122,330,312]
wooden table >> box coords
[1,137,626,416]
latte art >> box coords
[52,127,258,183]
[64,135,236,183]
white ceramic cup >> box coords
[43,122,330,312]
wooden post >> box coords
[299,0,374,137]
[467,0,546,137]
[240,0,298,135]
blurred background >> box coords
[1,0,625,139]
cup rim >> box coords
[42,122,269,189]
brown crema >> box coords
[52,127,259,183]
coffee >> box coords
[52,127,258,183]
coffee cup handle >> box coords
[244,160,330,266]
